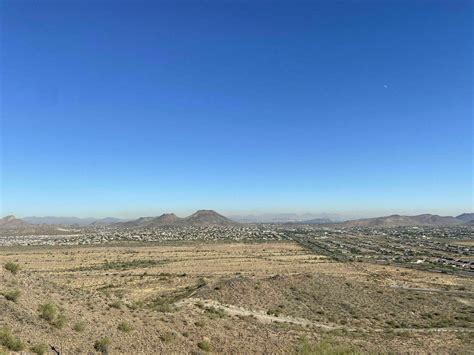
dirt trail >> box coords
[176,297,474,334]
[390,285,474,295]
[176,297,344,330]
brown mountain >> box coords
[0,215,30,229]
[117,217,156,228]
[411,214,464,226]
[341,214,463,227]
[117,210,236,228]
[147,213,184,227]
[183,210,236,226]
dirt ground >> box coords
[1,241,473,354]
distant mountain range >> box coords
[22,216,129,226]
[336,214,471,227]
[299,218,333,224]
[2,212,473,230]
[230,213,346,223]
[455,213,474,223]
[90,217,129,226]
[117,210,236,228]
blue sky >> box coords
[0,0,472,218]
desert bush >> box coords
[197,340,212,352]
[52,313,67,329]
[149,297,176,313]
[117,322,133,333]
[39,302,58,322]
[205,306,226,319]
[4,262,20,275]
[94,337,111,354]
[38,302,67,328]
[0,327,24,351]
[3,289,21,302]
[31,343,48,355]
[73,321,86,332]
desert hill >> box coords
[340,214,464,227]
[0,215,30,229]
[183,210,235,225]
[456,213,474,223]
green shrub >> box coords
[3,289,21,302]
[197,340,212,352]
[148,295,178,313]
[51,313,67,329]
[205,306,226,319]
[4,262,20,275]
[39,302,58,322]
[73,321,86,332]
[94,337,111,354]
[117,322,133,333]
[0,327,24,351]
[38,302,67,328]
[31,343,48,355]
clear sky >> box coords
[0,0,472,218]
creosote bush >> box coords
[39,303,57,322]
[4,262,20,275]
[0,327,24,352]
[73,321,86,332]
[204,306,226,319]
[117,321,133,333]
[38,302,67,328]
[52,314,67,329]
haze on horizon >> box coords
[5,208,473,222]
[0,0,472,218]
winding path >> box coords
[176,297,474,334]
